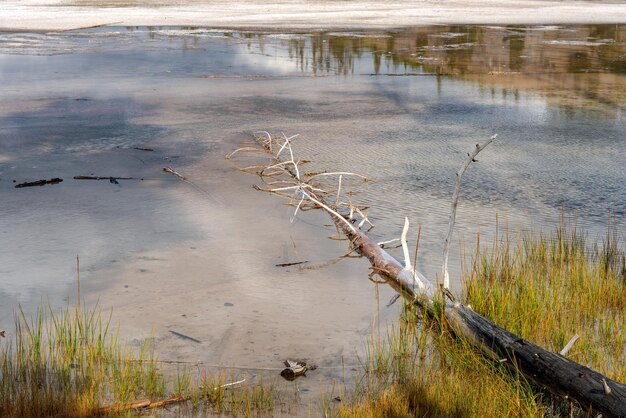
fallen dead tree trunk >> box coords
[341,194,626,416]
[334,215,626,417]
[232,132,626,417]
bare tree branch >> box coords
[442,134,497,290]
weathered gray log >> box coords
[329,208,626,417]
[248,133,626,417]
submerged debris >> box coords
[74,175,135,181]
[74,175,138,185]
[275,261,309,267]
[163,166,187,180]
[14,178,63,188]
[169,330,202,344]
[280,360,317,381]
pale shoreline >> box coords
[2,0,626,32]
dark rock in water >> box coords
[280,360,316,381]
[280,367,297,381]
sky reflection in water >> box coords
[0,24,624,315]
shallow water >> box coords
[0,24,624,410]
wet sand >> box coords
[78,140,387,408]
[2,0,626,32]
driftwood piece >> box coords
[163,166,187,180]
[93,396,190,415]
[275,261,309,267]
[93,379,247,416]
[244,132,626,418]
[96,399,151,414]
[143,395,189,410]
[169,330,202,343]
[73,176,135,181]
[14,178,63,188]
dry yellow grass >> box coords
[338,221,624,417]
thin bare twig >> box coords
[442,134,497,290]
[225,147,268,159]
[377,238,400,247]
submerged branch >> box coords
[94,379,247,415]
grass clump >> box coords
[465,222,626,382]
[0,304,166,417]
[191,372,278,416]
[0,302,284,417]
[337,306,544,418]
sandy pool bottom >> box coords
[78,136,395,410]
